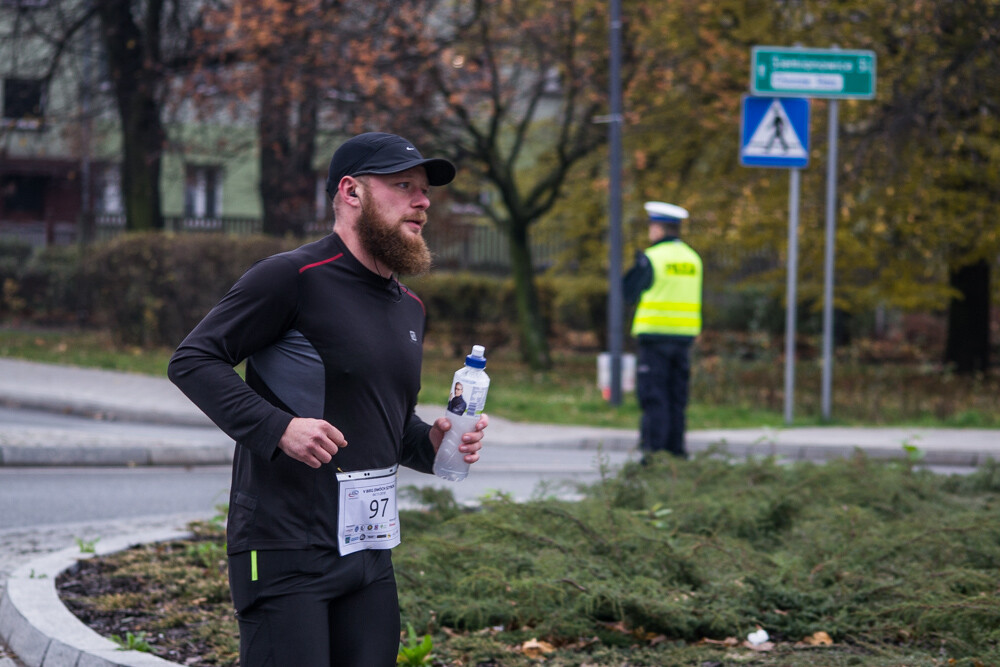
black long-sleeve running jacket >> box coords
[168,232,435,555]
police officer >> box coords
[624,201,703,460]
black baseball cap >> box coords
[325,132,456,198]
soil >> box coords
[56,538,235,667]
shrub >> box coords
[20,245,87,324]
[81,234,293,347]
[406,273,609,355]
[0,239,35,319]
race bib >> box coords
[336,464,401,556]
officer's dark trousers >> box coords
[636,337,693,458]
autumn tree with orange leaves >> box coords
[545,0,999,374]
[193,1,336,236]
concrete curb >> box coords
[686,438,995,468]
[0,430,995,469]
[0,530,191,667]
[687,432,1000,468]
[0,360,214,429]
[0,445,234,468]
[0,397,213,429]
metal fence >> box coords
[86,214,564,274]
[93,215,264,240]
[2,215,775,280]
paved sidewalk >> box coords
[0,357,998,468]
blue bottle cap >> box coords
[465,345,486,369]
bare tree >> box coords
[338,0,640,369]
[2,0,206,232]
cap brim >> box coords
[359,157,456,186]
[644,201,689,222]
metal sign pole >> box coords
[606,0,624,405]
[784,167,801,424]
[821,97,839,420]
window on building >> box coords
[3,78,45,126]
[0,175,46,219]
[97,165,123,215]
[0,0,50,8]
[184,165,223,218]
[542,66,562,95]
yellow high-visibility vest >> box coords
[631,240,703,337]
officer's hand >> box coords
[430,414,488,464]
[278,417,348,468]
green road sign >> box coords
[751,46,876,99]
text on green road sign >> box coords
[751,46,876,99]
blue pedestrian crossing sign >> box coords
[740,96,810,168]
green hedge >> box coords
[81,234,295,347]
[1,235,613,350]
[407,272,614,355]
[3,234,824,352]
[1,239,85,324]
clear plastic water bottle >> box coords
[433,345,490,481]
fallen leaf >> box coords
[699,637,740,647]
[599,620,630,634]
[520,638,555,658]
[742,640,775,652]
[563,636,600,650]
[801,631,833,646]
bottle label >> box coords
[446,374,488,418]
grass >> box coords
[2,325,998,429]
[57,453,1000,666]
[0,327,174,377]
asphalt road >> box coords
[0,444,631,532]
[0,466,233,530]
[0,399,634,530]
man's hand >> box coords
[429,414,488,464]
[278,417,348,468]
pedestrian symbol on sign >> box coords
[745,99,804,158]
[740,96,810,168]
[766,114,788,153]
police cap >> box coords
[644,201,689,223]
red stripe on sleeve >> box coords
[404,288,425,314]
[299,253,344,273]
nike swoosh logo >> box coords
[405,147,415,151]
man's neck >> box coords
[333,222,393,279]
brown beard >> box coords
[357,192,432,276]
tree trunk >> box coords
[98,0,165,232]
[258,58,316,237]
[119,96,164,232]
[944,259,991,374]
[508,220,551,370]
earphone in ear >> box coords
[349,191,358,198]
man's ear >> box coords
[338,176,363,204]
